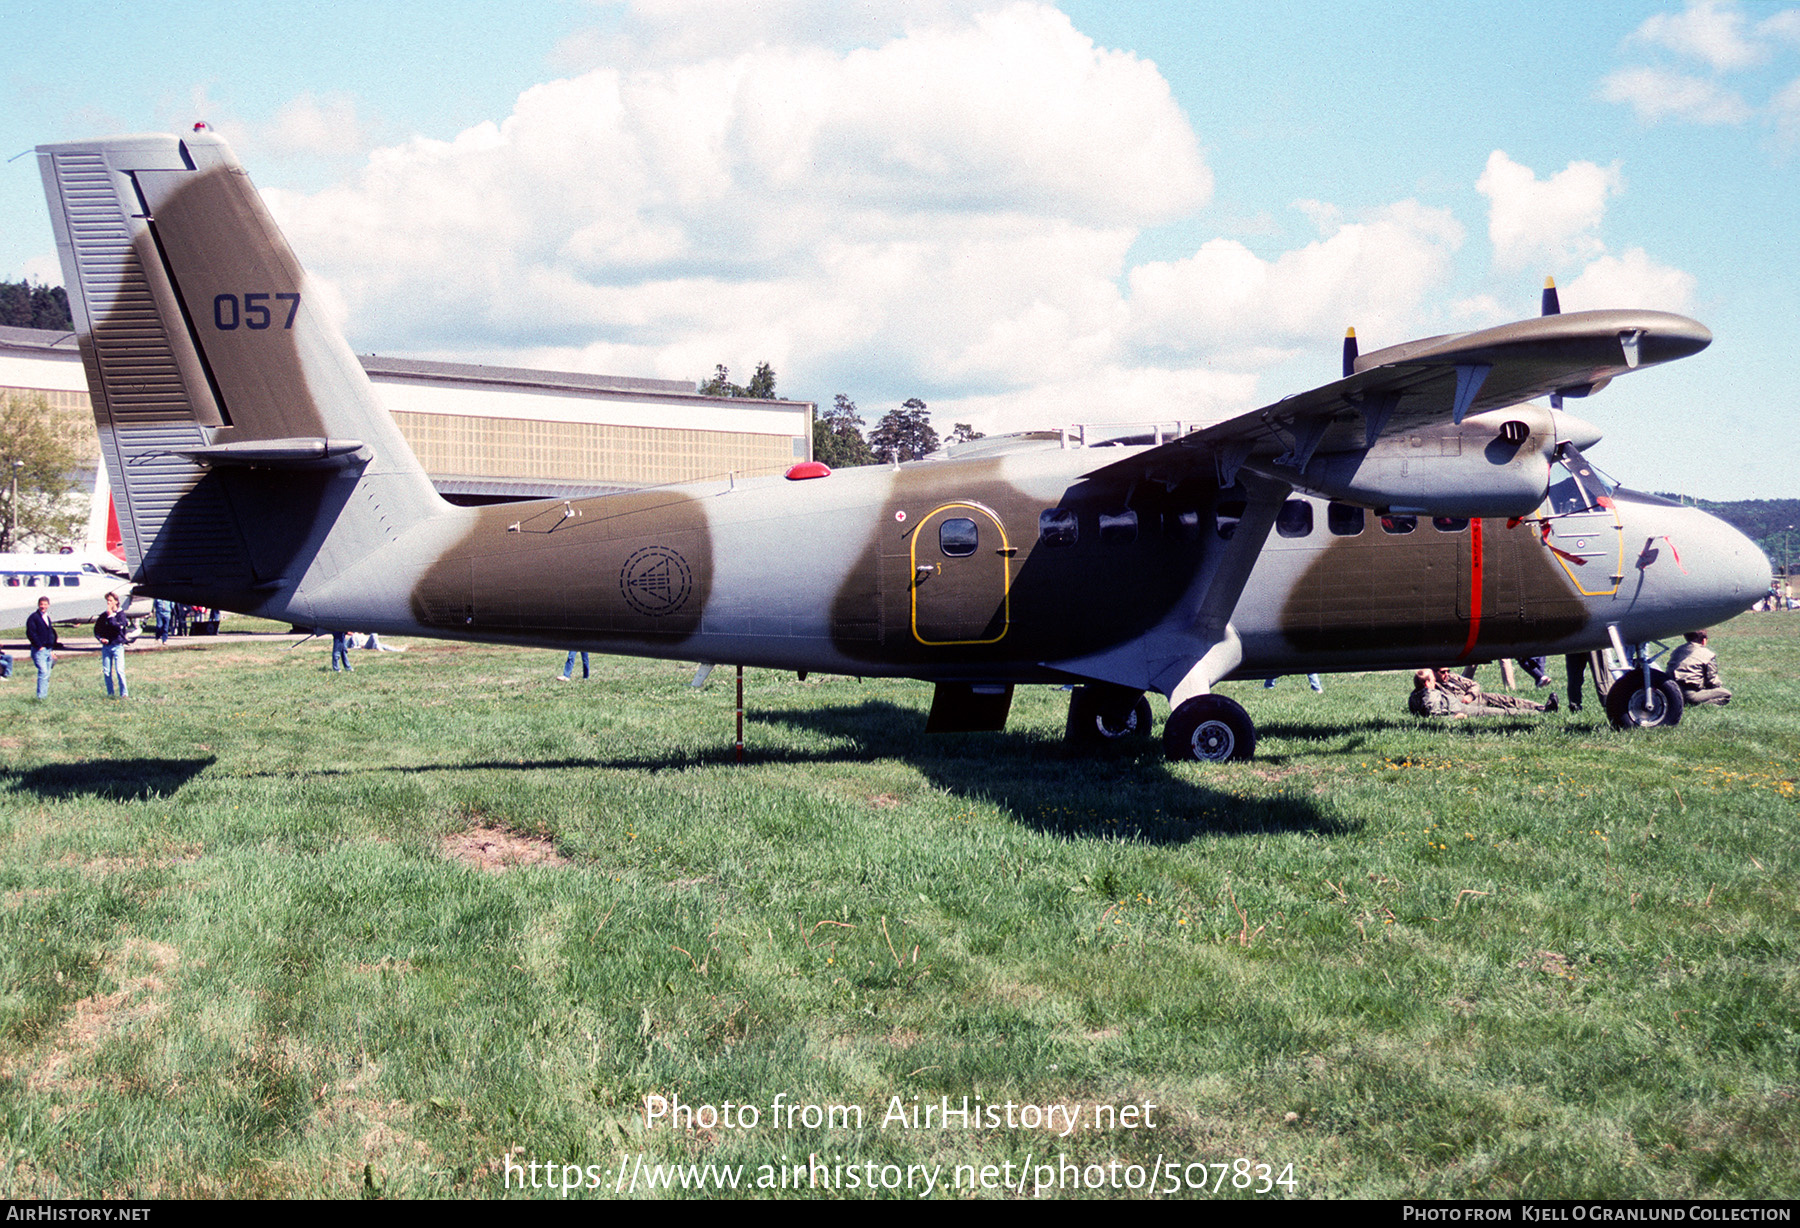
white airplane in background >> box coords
[0,550,133,628]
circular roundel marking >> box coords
[619,545,693,617]
[894,510,906,522]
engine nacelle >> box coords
[1256,406,1602,518]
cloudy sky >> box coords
[4,0,1796,498]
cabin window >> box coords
[1275,499,1313,538]
[46,575,60,587]
[1327,502,1364,536]
[1038,508,1078,547]
[939,517,979,557]
[1380,514,1417,535]
[4,576,17,587]
[1215,500,1246,540]
[1166,508,1201,540]
[1099,510,1137,545]
[1432,516,1469,533]
[24,575,39,586]
[63,574,81,587]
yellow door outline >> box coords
[909,502,1012,645]
[1542,500,1625,597]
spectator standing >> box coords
[25,596,63,699]
[94,591,131,698]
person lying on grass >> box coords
[1408,668,1557,718]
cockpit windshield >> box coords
[1544,443,1616,515]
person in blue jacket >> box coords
[26,596,63,699]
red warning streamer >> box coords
[1458,517,1484,661]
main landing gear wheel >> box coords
[1163,694,1256,762]
[1065,685,1154,748]
[1605,670,1684,730]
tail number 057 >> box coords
[214,292,301,331]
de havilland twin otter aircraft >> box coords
[36,130,1770,760]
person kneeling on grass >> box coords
[1409,668,1557,719]
[1665,629,1731,707]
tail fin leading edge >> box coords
[37,131,444,616]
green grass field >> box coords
[1,615,1795,1199]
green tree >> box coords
[948,422,985,445]
[812,393,877,468]
[0,391,83,552]
[698,364,744,397]
[743,362,777,399]
[699,361,777,399]
[869,397,938,464]
[0,280,73,331]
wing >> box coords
[1085,309,1711,490]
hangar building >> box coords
[0,324,814,509]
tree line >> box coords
[0,280,73,332]
[701,363,983,467]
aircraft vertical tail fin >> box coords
[37,130,445,617]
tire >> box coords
[1163,694,1256,762]
[1605,671,1684,730]
[1065,686,1154,747]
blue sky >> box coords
[4,0,1796,497]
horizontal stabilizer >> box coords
[177,438,372,468]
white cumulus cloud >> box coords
[1563,249,1697,314]
[247,4,1700,442]
[258,93,372,159]
[1124,201,1464,365]
[1599,66,1754,125]
[1773,76,1800,146]
[555,0,993,66]
[1474,152,1695,316]
[927,364,1261,437]
[1628,0,1766,71]
[268,1,1210,402]
[1476,152,1620,273]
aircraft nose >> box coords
[1725,521,1774,602]
[1694,510,1772,609]
[1636,502,1772,630]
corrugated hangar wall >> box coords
[0,325,814,505]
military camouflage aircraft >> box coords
[36,131,1769,759]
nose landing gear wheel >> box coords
[1164,694,1256,762]
[1066,685,1154,747]
[1605,671,1684,730]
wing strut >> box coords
[1452,363,1491,424]
[1359,389,1399,450]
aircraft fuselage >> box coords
[241,444,1767,690]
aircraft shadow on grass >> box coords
[750,699,1351,843]
[2,756,216,802]
[209,698,1349,842]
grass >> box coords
[0,614,1796,1198]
